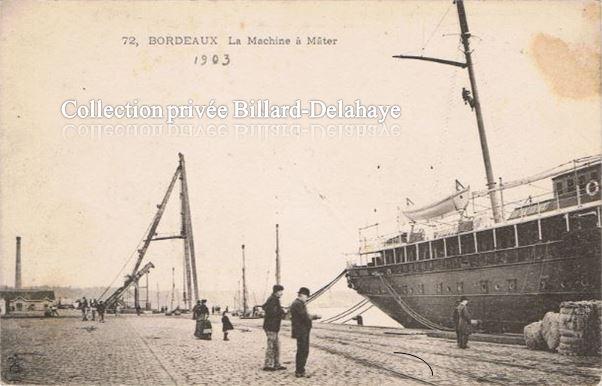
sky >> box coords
[0,0,600,303]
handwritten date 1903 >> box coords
[194,54,230,66]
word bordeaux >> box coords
[147,35,337,46]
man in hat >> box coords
[261,284,286,371]
[290,287,313,378]
[454,296,472,349]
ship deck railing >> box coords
[359,192,601,256]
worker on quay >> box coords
[80,297,88,321]
[97,300,106,323]
[91,299,97,321]
[290,287,319,378]
[454,296,472,349]
[261,284,286,371]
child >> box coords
[222,311,234,341]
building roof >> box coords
[0,289,55,301]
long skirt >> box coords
[195,319,212,340]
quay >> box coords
[1,312,600,385]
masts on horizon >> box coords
[170,267,175,311]
[393,0,502,223]
[156,282,160,311]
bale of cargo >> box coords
[524,321,546,350]
[541,312,561,351]
[558,300,601,356]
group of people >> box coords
[190,285,316,378]
[188,287,472,379]
[262,285,317,378]
[78,297,106,323]
[191,299,235,341]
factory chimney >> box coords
[15,236,22,289]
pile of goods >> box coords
[557,300,601,356]
[523,300,601,356]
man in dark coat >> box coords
[262,284,286,371]
[290,287,313,378]
[455,296,472,349]
[97,301,106,323]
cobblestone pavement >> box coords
[1,312,600,385]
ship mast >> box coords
[275,224,281,285]
[393,0,502,223]
[241,244,248,316]
[455,0,501,223]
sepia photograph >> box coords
[0,0,600,384]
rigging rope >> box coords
[97,218,155,300]
[473,155,601,197]
[421,2,453,53]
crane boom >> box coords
[104,262,155,308]
[131,166,182,275]
[100,154,200,311]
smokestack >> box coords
[15,236,22,289]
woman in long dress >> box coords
[192,299,211,340]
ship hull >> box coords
[347,229,601,332]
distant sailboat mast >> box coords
[241,244,249,316]
[394,0,502,223]
[275,224,281,285]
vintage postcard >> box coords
[0,0,600,384]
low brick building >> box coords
[0,289,55,316]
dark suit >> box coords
[290,298,312,374]
[455,303,471,348]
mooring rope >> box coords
[306,269,347,304]
[322,299,370,324]
[341,304,374,324]
[379,275,453,331]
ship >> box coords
[345,0,602,333]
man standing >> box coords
[262,284,286,371]
[455,296,471,349]
[290,287,312,378]
[80,297,88,321]
[97,300,105,323]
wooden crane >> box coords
[101,153,199,311]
